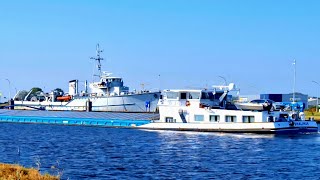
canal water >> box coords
[0,123,319,179]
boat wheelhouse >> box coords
[89,72,129,97]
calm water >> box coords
[0,123,320,180]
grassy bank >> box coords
[305,108,320,122]
[0,163,59,180]
[305,115,320,121]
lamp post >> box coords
[218,76,227,86]
[5,79,11,101]
[292,60,296,102]
[312,80,319,113]
[158,74,161,91]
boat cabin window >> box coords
[180,92,187,100]
[107,78,123,83]
[225,115,237,123]
[279,113,289,121]
[267,116,274,122]
[194,115,204,121]
[166,92,179,99]
[201,92,210,99]
[242,116,255,123]
[215,92,223,99]
[201,92,221,100]
[209,115,220,122]
[188,92,200,99]
[165,117,176,123]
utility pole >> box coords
[5,79,11,101]
[312,80,319,113]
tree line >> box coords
[14,87,64,101]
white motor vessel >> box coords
[138,84,318,134]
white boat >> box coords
[138,84,318,134]
[234,99,275,111]
[13,44,160,112]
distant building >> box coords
[308,97,319,109]
[260,93,308,108]
[237,92,310,109]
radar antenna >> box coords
[90,43,104,77]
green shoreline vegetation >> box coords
[0,163,59,180]
[304,107,320,121]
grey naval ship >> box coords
[13,44,160,112]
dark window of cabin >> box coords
[181,92,187,99]
[215,92,223,100]
[243,116,255,123]
[201,92,208,99]
[208,92,214,100]
[226,115,237,122]
[210,115,220,122]
[165,117,175,123]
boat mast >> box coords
[90,44,104,78]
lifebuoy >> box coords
[186,101,190,106]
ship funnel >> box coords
[69,80,79,96]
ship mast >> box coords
[90,44,104,78]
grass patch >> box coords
[305,108,320,121]
[305,115,320,121]
[0,163,59,180]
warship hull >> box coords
[14,92,160,113]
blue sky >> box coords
[0,0,320,99]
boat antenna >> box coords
[90,43,104,77]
